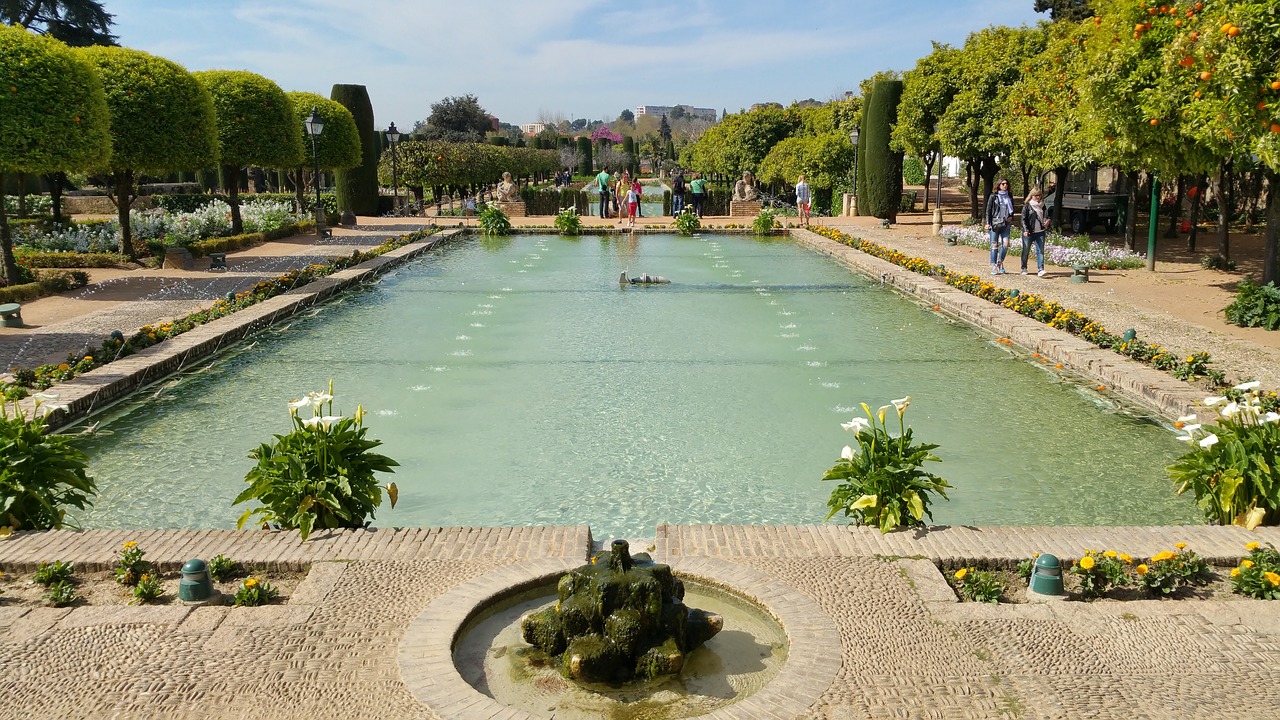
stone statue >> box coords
[520,539,722,684]
[733,171,759,202]
[495,172,519,202]
[619,271,670,285]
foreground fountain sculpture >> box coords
[519,539,723,684]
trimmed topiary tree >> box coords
[862,80,904,222]
[0,24,110,284]
[576,136,593,176]
[330,84,378,217]
[194,70,304,234]
[284,91,360,215]
[856,118,869,216]
[77,46,218,259]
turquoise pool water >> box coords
[71,233,1199,535]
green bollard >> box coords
[178,558,215,604]
[1029,554,1064,596]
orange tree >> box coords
[76,46,218,259]
[283,92,360,214]
[194,70,304,234]
[893,42,961,213]
[0,24,110,284]
[938,25,1047,219]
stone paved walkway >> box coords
[3,525,1279,719]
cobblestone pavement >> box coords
[2,525,1279,719]
[0,226,430,370]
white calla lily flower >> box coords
[841,417,871,434]
[1260,412,1280,424]
[1182,424,1202,434]
[1221,402,1239,418]
[1199,433,1218,448]
[288,398,310,410]
[841,445,855,461]
[1175,435,1192,443]
[1233,381,1261,391]
[1204,396,1227,406]
[1176,414,1197,423]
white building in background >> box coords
[636,105,717,121]
[520,123,548,135]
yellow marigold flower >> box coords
[1175,542,1187,550]
[83,356,93,363]
[1103,550,1117,558]
[1079,556,1096,570]
[1136,564,1149,575]
[1266,572,1280,587]
[954,568,968,580]
[1231,567,1240,577]
[122,541,137,549]
[57,363,70,371]
[1242,559,1255,568]
[1119,553,1133,564]
[244,578,259,589]
[1246,542,1260,551]
[1186,356,1195,363]
[1151,551,1177,562]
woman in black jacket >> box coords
[1020,187,1049,276]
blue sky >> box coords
[109,0,1045,129]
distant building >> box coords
[487,115,500,131]
[520,123,548,135]
[635,105,717,121]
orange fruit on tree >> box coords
[1148,7,1157,14]
[1135,23,1145,31]
[1195,1,1203,9]
[1228,26,1241,37]
[1193,90,1201,98]
[1271,81,1280,90]
[1200,71,1212,81]
[1272,124,1280,133]
[1190,31,1199,41]
[1179,56,1195,67]
[1175,19,1183,26]
[1150,118,1160,126]
[1221,23,1233,34]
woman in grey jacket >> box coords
[1020,187,1048,276]
[984,178,1015,275]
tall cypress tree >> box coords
[576,136,593,176]
[862,80,905,221]
[330,84,378,217]
[856,121,869,216]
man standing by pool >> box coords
[689,172,708,218]
[596,167,613,218]
[671,168,686,217]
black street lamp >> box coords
[849,126,860,216]
[386,122,401,211]
[304,107,326,228]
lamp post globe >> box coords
[387,122,401,212]
[305,107,326,228]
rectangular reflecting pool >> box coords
[71,233,1199,536]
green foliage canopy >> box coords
[193,69,304,170]
[285,91,360,170]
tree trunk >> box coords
[1123,170,1140,250]
[1210,159,1232,260]
[1187,176,1205,253]
[111,170,138,260]
[1019,165,1031,197]
[1051,166,1067,231]
[46,172,66,226]
[1264,170,1279,286]
[0,172,19,286]
[979,157,998,219]
[1243,166,1263,233]
[967,161,979,219]
[1165,174,1185,239]
[922,152,935,212]
[294,167,305,215]
[16,172,27,218]
[223,164,244,235]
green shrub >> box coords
[207,554,238,582]
[33,560,74,586]
[0,270,92,304]
[861,80,904,220]
[0,398,96,530]
[1231,542,1280,600]
[1136,544,1209,597]
[18,252,125,268]
[235,385,399,541]
[1201,254,1237,271]
[331,84,381,216]
[823,397,949,533]
[132,572,164,603]
[1224,277,1280,331]
[43,580,78,607]
[752,208,776,235]
[951,567,1003,603]
[233,577,278,606]
[114,541,149,586]
[478,202,512,236]
[1167,383,1280,527]
[1069,550,1131,600]
[674,209,701,236]
[554,207,581,236]
[187,220,313,258]
[902,156,926,185]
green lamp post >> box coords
[1028,554,1064,596]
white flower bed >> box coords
[939,225,1144,269]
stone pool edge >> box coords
[790,228,1206,422]
[33,228,466,432]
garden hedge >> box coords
[0,269,90,303]
[576,137,593,176]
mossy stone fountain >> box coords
[519,539,723,684]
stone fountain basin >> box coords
[399,557,840,719]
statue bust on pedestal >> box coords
[495,171,519,203]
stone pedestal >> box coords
[162,247,193,270]
[729,200,762,217]
[494,201,526,217]
[932,208,944,236]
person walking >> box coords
[985,178,1015,274]
[795,174,812,227]
[671,169,686,217]
[689,172,708,218]
[632,178,643,220]
[596,167,613,219]
[615,172,631,225]
[1020,186,1048,276]
[625,183,639,227]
